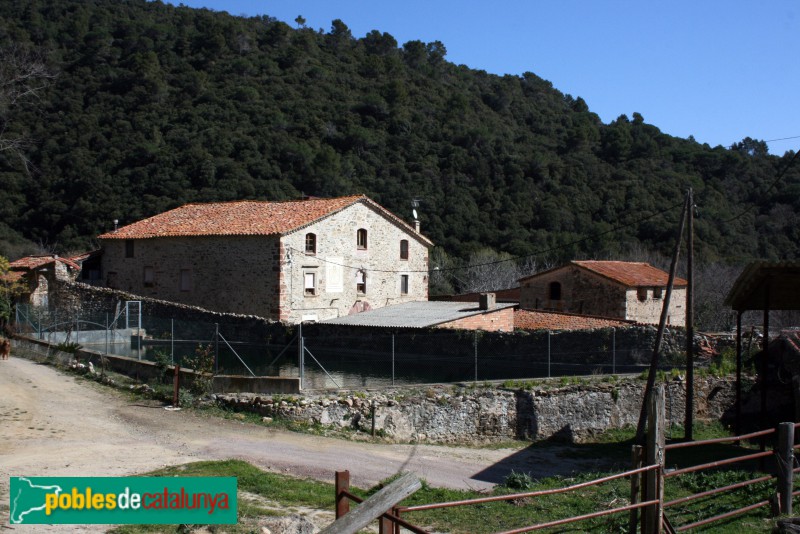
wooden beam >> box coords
[322,472,422,534]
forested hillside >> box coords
[0,0,798,266]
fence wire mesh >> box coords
[14,302,683,390]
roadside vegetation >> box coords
[110,418,780,534]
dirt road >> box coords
[1,356,610,530]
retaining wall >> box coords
[216,376,757,444]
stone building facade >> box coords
[4,255,80,309]
[98,196,432,323]
[519,261,687,325]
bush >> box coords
[504,470,534,490]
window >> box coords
[304,272,316,296]
[400,239,409,260]
[305,233,316,255]
[143,266,154,288]
[638,287,648,301]
[653,287,663,299]
[125,240,134,258]
[357,228,368,250]
[180,269,191,292]
[356,270,366,294]
[400,274,409,295]
[548,281,562,300]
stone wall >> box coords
[100,235,283,318]
[520,265,686,325]
[216,377,746,444]
[625,287,687,326]
[279,201,430,323]
[49,280,294,345]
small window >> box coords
[180,269,191,292]
[356,270,366,294]
[548,281,561,300]
[400,239,409,260]
[357,229,368,250]
[143,266,154,288]
[304,272,316,296]
[400,274,409,295]
[305,233,316,255]
[638,287,648,301]
[125,240,134,258]
[653,287,663,299]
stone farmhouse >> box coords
[3,255,81,308]
[97,195,433,323]
[518,260,687,325]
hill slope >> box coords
[0,0,797,263]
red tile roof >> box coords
[9,255,80,271]
[573,261,687,287]
[98,196,433,245]
[515,309,633,331]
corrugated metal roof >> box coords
[320,301,517,328]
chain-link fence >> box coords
[14,297,687,390]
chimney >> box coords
[479,292,496,311]
[414,219,420,233]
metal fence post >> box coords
[171,318,174,364]
[335,470,350,519]
[777,421,794,516]
[612,327,617,375]
[630,444,643,533]
[547,330,551,378]
[214,323,219,373]
[76,314,80,346]
[105,313,109,357]
[474,331,478,383]
[391,334,395,386]
[297,322,304,390]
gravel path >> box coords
[0,355,611,531]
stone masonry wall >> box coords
[280,202,430,323]
[625,287,687,326]
[217,377,744,444]
[49,281,294,345]
[100,235,282,318]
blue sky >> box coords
[170,0,800,155]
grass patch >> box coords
[110,452,777,534]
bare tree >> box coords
[0,44,54,162]
[457,248,522,293]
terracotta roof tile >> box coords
[98,196,433,245]
[515,309,633,331]
[573,261,687,287]
[9,255,80,271]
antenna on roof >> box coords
[411,198,422,233]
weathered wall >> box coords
[49,281,294,345]
[437,306,515,332]
[279,202,430,323]
[625,287,686,325]
[100,235,282,318]
[519,265,626,317]
[519,266,687,325]
[217,377,745,444]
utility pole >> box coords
[685,188,695,440]
[636,192,689,444]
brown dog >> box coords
[0,336,10,360]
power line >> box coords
[285,199,685,275]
